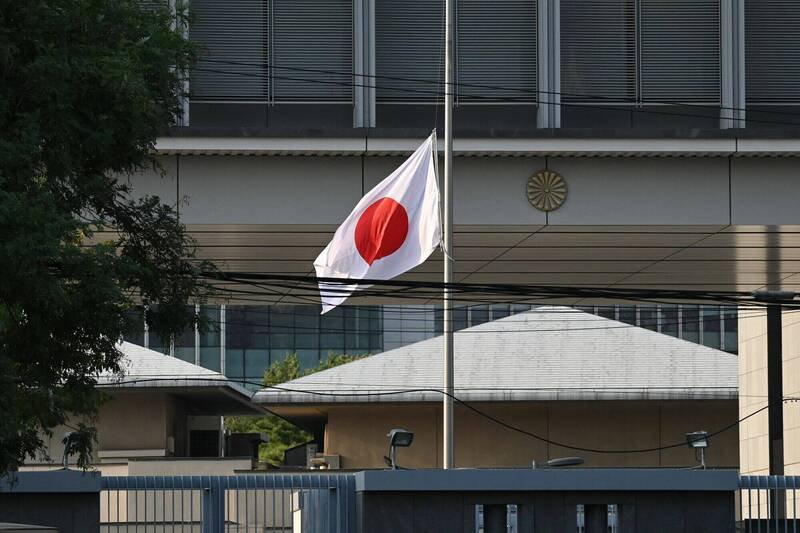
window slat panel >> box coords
[190,0,267,101]
[376,0,444,102]
[456,0,537,102]
[561,0,636,102]
[640,0,720,104]
[746,0,800,103]
[272,0,353,102]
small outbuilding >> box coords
[255,306,739,469]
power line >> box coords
[100,376,797,455]
[189,61,800,128]
[194,58,796,120]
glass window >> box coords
[172,306,197,363]
[597,306,616,320]
[659,305,678,337]
[453,307,468,331]
[226,349,244,379]
[297,349,321,370]
[226,306,268,381]
[491,304,510,321]
[618,306,636,325]
[639,306,657,332]
[470,306,489,327]
[723,306,738,354]
[123,307,145,346]
[512,304,532,315]
[199,305,221,372]
[244,349,269,383]
[702,306,721,350]
[681,305,700,343]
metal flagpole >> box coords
[443,0,455,469]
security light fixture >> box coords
[531,456,585,468]
[386,428,414,470]
[686,431,709,469]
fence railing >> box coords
[738,476,800,533]
[100,474,357,533]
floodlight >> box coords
[547,456,585,468]
[686,431,709,469]
[686,431,708,449]
[386,428,414,470]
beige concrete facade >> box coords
[315,400,739,469]
[739,307,800,476]
[28,391,190,467]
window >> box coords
[376,0,536,103]
[456,0,536,103]
[271,0,353,102]
[199,306,221,372]
[375,0,443,102]
[123,307,145,346]
[659,305,679,337]
[225,306,268,381]
[189,0,268,101]
[681,305,700,343]
[562,0,635,103]
[702,306,721,350]
[745,0,800,104]
[722,306,738,353]
[562,0,720,104]
[618,306,636,325]
[639,306,657,331]
[470,305,489,327]
[597,306,616,320]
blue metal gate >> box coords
[100,474,357,533]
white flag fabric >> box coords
[314,134,441,313]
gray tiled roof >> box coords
[254,306,738,405]
[97,342,252,399]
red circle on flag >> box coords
[354,197,409,266]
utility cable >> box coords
[97,375,796,455]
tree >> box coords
[0,0,206,474]
[227,353,365,466]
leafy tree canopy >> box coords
[227,353,365,466]
[0,0,206,473]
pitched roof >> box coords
[97,342,262,414]
[254,306,738,405]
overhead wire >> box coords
[189,62,800,128]
[194,58,799,121]
[98,375,796,455]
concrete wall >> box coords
[27,392,174,467]
[130,154,800,227]
[739,307,800,476]
[324,401,739,469]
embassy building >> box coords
[123,0,800,472]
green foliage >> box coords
[0,0,206,473]
[227,353,365,466]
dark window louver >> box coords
[456,0,537,103]
[562,0,720,104]
[561,0,636,102]
[376,0,536,103]
[271,0,353,103]
[745,0,800,104]
[376,0,444,102]
[190,0,268,102]
[640,0,720,104]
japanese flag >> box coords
[314,133,441,313]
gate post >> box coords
[201,477,225,533]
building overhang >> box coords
[156,129,800,157]
[98,382,266,416]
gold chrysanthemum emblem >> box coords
[526,169,567,212]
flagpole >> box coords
[442,0,455,470]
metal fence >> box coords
[100,474,357,533]
[739,476,800,533]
